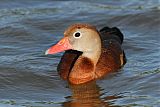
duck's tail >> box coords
[99,27,124,44]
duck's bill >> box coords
[45,37,73,55]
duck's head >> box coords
[45,23,101,57]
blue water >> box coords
[0,0,159,107]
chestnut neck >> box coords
[81,38,102,67]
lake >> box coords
[0,0,159,107]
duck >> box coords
[45,23,126,84]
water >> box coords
[0,0,160,107]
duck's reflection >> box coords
[63,81,121,107]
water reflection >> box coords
[63,81,121,107]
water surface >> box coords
[0,0,160,107]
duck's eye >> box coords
[73,31,82,38]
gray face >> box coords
[66,28,101,53]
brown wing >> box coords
[57,50,82,80]
[95,27,126,78]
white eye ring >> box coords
[73,31,82,39]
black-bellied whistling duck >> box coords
[45,23,126,84]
